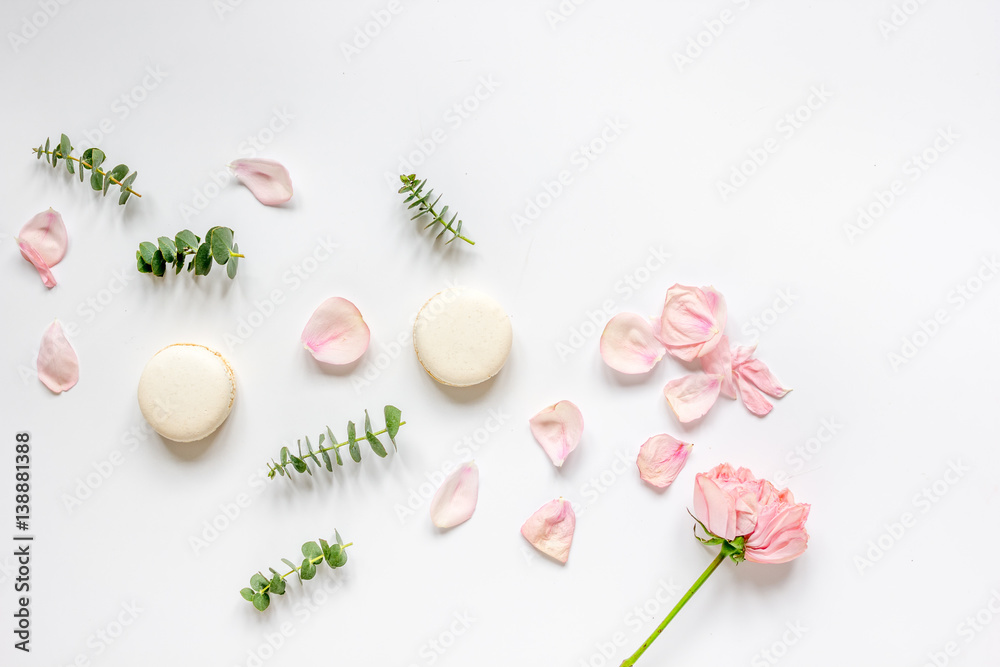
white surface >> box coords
[1,1,999,665]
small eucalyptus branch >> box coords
[241,531,351,611]
[398,174,474,245]
[136,226,243,278]
[267,405,404,479]
[32,133,140,204]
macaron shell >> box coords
[137,343,236,443]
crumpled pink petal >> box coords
[520,498,576,564]
[732,347,789,417]
[17,208,68,288]
[600,313,666,374]
[37,320,78,393]
[430,461,479,528]
[529,400,584,467]
[230,158,293,206]
[636,434,693,488]
[658,284,727,361]
[700,335,735,399]
[663,373,721,423]
[301,297,370,364]
[745,501,811,564]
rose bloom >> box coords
[693,463,809,564]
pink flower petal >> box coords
[731,342,757,367]
[37,320,78,393]
[17,239,57,288]
[735,373,774,416]
[230,158,293,206]
[430,461,479,528]
[700,335,735,399]
[658,284,727,361]
[301,297,370,365]
[600,313,666,374]
[529,400,584,467]
[636,434,693,488]
[736,358,789,398]
[520,498,576,564]
[745,502,811,564]
[693,473,737,541]
[663,373,721,423]
[20,208,67,266]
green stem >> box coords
[619,549,728,667]
[270,422,407,476]
[32,149,142,197]
[403,179,474,245]
[257,542,353,595]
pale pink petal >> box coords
[520,498,576,564]
[731,342,757,367]
[17,239,57,288]
[529,400,584,467]
[19,208,68,266]
[658,284,726,361]
[37,320,78,393]
[700,335,735,399]
[430,461,479,528]
[737,358,789,398]
[693,473,737,541]
[636,435,693,488]
[600,313,666,374]
[301,297,370,364]
[230,158,293,206]
[735,373,774,416]
[745,502,811,564]
[663,373,721,423]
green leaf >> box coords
[211,226,234,265]
[240,587,254,601]
[289,454,306,473]
[118,189,131,205]
[81,147,93,167]
[151,250,166,277]
[280,446,290,466]
[118,171,137,204]
[109,163,128,183]
[269,574,286,595]
[347,421,361,463]
[90,171,103,191]
[102,171,112,195]
[44,137,50,155]
[300,559,316,580]
[136,252,151,273]
[364,411,387,458]
[301,541,322,560]
[327,544,348,568]
[385,405,401,449]
[194,242,213,275]
[320,445,332,471]
[281,558,300,582]
[175,253,185,274]
[227,243,239,279]
[89,148,105,170]
[319,538,330,558]
[250,573,269,591]
[175,229,199,251]
[157,236,176,263]
[138,242,157,265]
[327,427,343,465]
[252,592,270,611]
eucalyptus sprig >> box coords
[32,133,140,205]
[267,405,403,479]
[241,531,350,611]
[136,226,242,278]
[398,174,474,245]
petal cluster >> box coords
[17,208,68,288]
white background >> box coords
[1,1,999,665]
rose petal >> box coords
[745,502,811,564]
[520,498,576,564]
[600,313,666,374]
[20,208,67,266]
[17,239,57,288]
[663,373,721,423]
[700,335,735,399]
[37,320,78,393]
[301,297,370,364]
[735,373,774,416]
[430,461,479,528]
[737,358,789,398]
[731,342,757,367]
[529,400,584,467]
[658,284,726,361]
[230,158,293,206]
[693,473,737,541]
[636,434,693,488]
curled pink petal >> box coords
[600,313,667,374]
[301,297,370,365]
[18,239,57,288]
[529,400,584,467]
[735,373,774,416]
[663,373,721,423]
[636,435,693,488]
[693,473,737,541]
[20,208,67,266]
[731,342,757,367]
[37,320,78,393]
[745,502,811,564]
[430,461,479,528]
[700,335,735,399]
[736,358,789,398]
[520,498,576,564]
[230,158,293,206]
[658,284,727,361]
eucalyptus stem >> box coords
[32,150,141,197]
[619,548,728,667]
[398,174,475,245]
[242,532,352,611]
[32,134,140,204]
[257,543,353,596]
